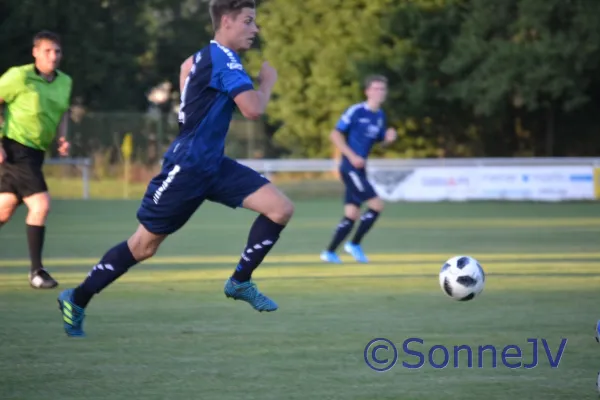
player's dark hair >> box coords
[33,30,61,47]
[209,0,255,31]
[364,75,388,89]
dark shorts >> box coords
[340,168,378,206]
[0,137,47,202]
[137,156,270,235]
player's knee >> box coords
[282,200,295,221]
[128,235,160,261]
[0,211,11,225]
[344,204,360,220]
[0,207,13,224]
[368,197,384,212]
[26,205,50,225]
[0,195,19,224]
[136,244,159,260]
[267,198,294,225]
[25,194,51,219]
[127,224,167,261]
[31,202,51,216]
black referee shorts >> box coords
[0,137,48,202]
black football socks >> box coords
[232,214,286,282]
[326,217,355,252]
[26,224,45,272]
[73,241,138,307]
[351,209,380,245]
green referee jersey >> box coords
[0,63,72,151]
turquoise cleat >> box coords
[57,288,86,337]
[320,251,342,264]
[344,242,369,263]
[224,278,278,312]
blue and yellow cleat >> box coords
[344,242,369,263]
[224,278,278,312]
[320,250,342,264]
[57,288,86,337]
[595,320,600,343]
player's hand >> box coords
[258,62,278,87]
[0,146,5,164]
[384,127,397,144]
[58,137,70,157]
[350,154,365,169]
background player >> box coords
[320,75,396,264]
[57,0,294,337]
[0,30,72,289]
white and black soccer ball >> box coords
[439,255,485,301]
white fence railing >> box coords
[47,157,600,201]
[237,157,600,173]
[46,157,92,199]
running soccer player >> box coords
[0,30,72,289]
[57,0,294,337]
[320,75,396,264]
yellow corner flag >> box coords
[121,132,133,161]
[121,133,133,199]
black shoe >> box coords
[29,268,59,289]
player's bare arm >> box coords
[0,83,7,159]
[234,61,276,120]
[57,112,70,156]
[0,98,4,163]
[0,97,4,160]
[0,82,8,163]
[382,127,397,145]
[330,129,365,169]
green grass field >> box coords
[1,199,599,399]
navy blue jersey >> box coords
[172,40,254,172]
[335,102,386,170]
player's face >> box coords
[366,81,388,105]
[33,40,62,73]
[226,8,259,51]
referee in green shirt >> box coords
[0,30,72,289]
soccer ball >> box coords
[439,255,485,301]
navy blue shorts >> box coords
[340,168,378,206]
[137,157,270,235]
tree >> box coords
[356,0,473,157]
[246,0,394,157]
[143,0,214,97]
[441,0,600,155]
